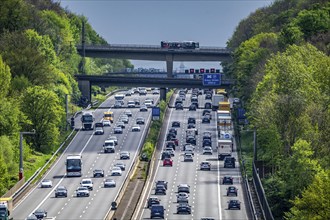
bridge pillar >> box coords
[78,80,91,103]
[166,54,174,78]
[160,88,166,101]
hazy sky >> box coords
[60,0,273,70]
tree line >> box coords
[224,0,329,219]
[0,0,132,195]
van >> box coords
[150,205,165,219]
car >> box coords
[94,122,103,128]
[108,136,118,145]
[94,127,104,135]
[134,98,140,105]
[124,110,132,117]
[119,116,129,124]
[55,186,67,198]
[131,125,141,132]
[140,105,148,112]
[222,176,234,185]
[114,101,122,108]
[200,161,211,170]
[204,112,212,119]
[80,178,93,190]
[32,209,47,219]
[114,161,126,171]
[168,128,177,135]
[120,151,130,159]
[93,169,105,177]
[204,102,212,109]
[191,96,198,102]
[117,121,126,128]
[136,117,145,125]
[184,153,193,162]
[127,100,135,108]
[202,139,212,147]
[150,204,165,219]
[191,101,199,108]
[152,89,160,95]
[227,186,238,196]
[177,203,191,214]
[178,184,190,193]
[161,151,171,160]
[175,103,184,110]
[224,156,236,168]
[203,109,211,116]
[164,148,175,157]
[187,123,196,129]
[114,126,123,134]
[154,185,166,195]
[111,167,122,176]
[144,100,153,108]
[103,119,111,126]
[228,199,241,210]
[125,91,132,96]
[155,180,168,190]
[186,135,196,145]
[202,116,210,123]
[205,93,212,100]
[40,179,52,188]
[163,158,173,166]
[203,131,212,140]
[25,214,38,220]
[166,132,176,141]
[166,141,176,150]
[147,197,161,208]
[104,178,116,188]
[176,192,189,203]
[170,137,179,146]
[188,117,196,124]
[76,186,90,197]
[189,104,197,111]
[172,121,180,127]
[203,146,213,155]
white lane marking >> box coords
[216,109,223,220]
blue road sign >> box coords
[203,74,221,86]
[152,107,160,117]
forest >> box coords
[0,0,132,195]
[224,0,329,219]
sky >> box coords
[60,0,274,71]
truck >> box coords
[212,94,225,111]
[103,111,114,123]
[0,198,12,220]
[219,101,231,111]
[217,139,233,160]
[81,111,94,130]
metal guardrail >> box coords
[252,163,274,220]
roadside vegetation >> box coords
[225,0,329,219]
[0,0,132,196]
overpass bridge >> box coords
[76,44,232,77]
[75,74,234,101]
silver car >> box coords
[104,178,116,188]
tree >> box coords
[21,86,64,153]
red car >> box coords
[163,158,173,166]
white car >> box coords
[108,136,118,145]
[111,167,122,176]
[124,110,132,117]
[80,178,93,190]
[104,178,116,188]
[103,120,111,126]
[120,151,130,159]
[40,179,53,188]
[131,125,141,132]
[177,192,189,203]
[76,186,90,197]
[203,146,213,155]
[200,161,211,170]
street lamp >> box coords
[19,130,36,180]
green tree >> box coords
[0,55,11,97]
[21,86,64,153]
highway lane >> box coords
[12,90,159,220]
[139,89,250,220]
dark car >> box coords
[55,186,67,198]
[222,176,233,185]
[147,197,161,208]
[161,151,171,160]
[202,116,210,123]
[205,93,212,100]
[188,117,196,124]
[186,136,196,145]
[202,109,211,116]
[187,123,195,129]
[156,180,168,190]
[203,132,212,140]
[170,137,179,146]
[169,128,177,135]
[166,141,176,150]
[136,117,145,125]
[33,209,47,219]
[204,102,212,109]
[202,139,212,147]
[227,186,238,196]
[150,205,165,219]
[177,203,191,214]
[175,103,184,110]
[188,104,197,111]
[224,156,236,168]
[155,185,166,195]
[228,200,241,210]
[172,121,180,127]
[93,169,105,177]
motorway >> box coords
[137,90,250,220]
[12,90,159,220]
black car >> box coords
[224,156,236,168]
[222,176,233,185]
[150,205,165,219]
[169,128,177,135]
[93,169,105,177]
[227,186,238,196]
[33,209,47,219]
[205,93,212,100]
[202,116,210,123]
[156,180,168,190]
[147,197,161,208]
[187,123,195,129]
[166,132,176,141]
[55,186,67,198]
[155,185,166,195]
[203,132,212,140]
[202,139,212,147]
[175,103,184,110]
[186,136,196,145]
[187,117,196,124]
[188,104,197,111]
[166,141,176,150]
[161,151,171,160]
[177,203,192,214]
[204,102,212,109]
[228,200,241,210]
[172,121,180,127]
[202,109,211,116]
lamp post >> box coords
[19,130,36,180]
